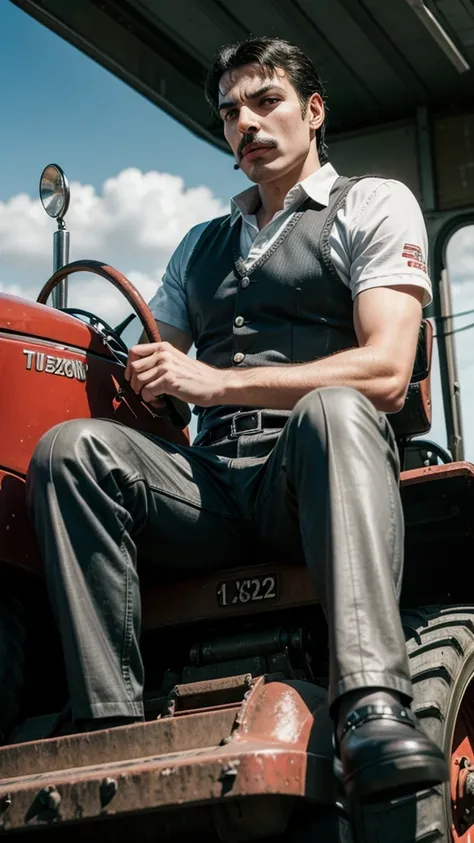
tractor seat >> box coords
[142,321,433,632]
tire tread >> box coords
[351,604,474,843]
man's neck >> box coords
[256,155,321,229]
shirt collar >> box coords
[229,162,340,226]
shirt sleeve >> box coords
[344,179,433,308]
[147,221,211,335]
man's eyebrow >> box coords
[218,83,286,113]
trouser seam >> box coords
[385,456,402,597]
[319,392,365,680]
[119,536,135,705]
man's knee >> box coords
[290,386,375,435]
[28,418,118,487]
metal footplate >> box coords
[0,676,336,839]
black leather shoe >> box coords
[337,702,449,801]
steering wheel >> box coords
[36,260,191,429]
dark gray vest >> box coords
[186,175,365,437]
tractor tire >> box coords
[0,597,26,742]
[350,604,474,843]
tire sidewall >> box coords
[440,643,474,838]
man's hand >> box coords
[124,342,226,407]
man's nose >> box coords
[237,106,260,136]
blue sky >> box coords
[0,1,246,204]
[2,1,474,456]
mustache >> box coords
[238,134,278,160]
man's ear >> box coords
[308,92,325,131]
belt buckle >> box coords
[230,410,262,438]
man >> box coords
[27,36,448,802]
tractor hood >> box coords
[0,293,116,359]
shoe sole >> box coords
[344,750,449,802]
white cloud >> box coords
[0,168,227,324]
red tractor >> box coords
[0,164,473,842]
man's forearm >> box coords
[219,345,406,414]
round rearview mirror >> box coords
[39,164,70,219]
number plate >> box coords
[217,574,278,607]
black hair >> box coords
[205,36,328,164]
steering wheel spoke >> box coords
[59,307,129,356]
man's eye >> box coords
[262,97,279,106]
[224,110,238,121]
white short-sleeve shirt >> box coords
[148,163,432,337]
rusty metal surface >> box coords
[0,677,334,835]
[0,708,237,781]
[401,461,474,486]
[165,674,253,716]
[0,745,301,831]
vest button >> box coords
[234,316,244,327]
[241,276,250,288]
[233,352,245,364]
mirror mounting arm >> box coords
[39,163,71,310]
[52,226,70,309]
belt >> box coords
[200,410,289,445]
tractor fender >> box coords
[226,675,337,807]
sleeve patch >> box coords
[401,243,427,273]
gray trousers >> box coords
[26,386,412,723]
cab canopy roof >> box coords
[10,0,474,211]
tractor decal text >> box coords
[23,349,87,382]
